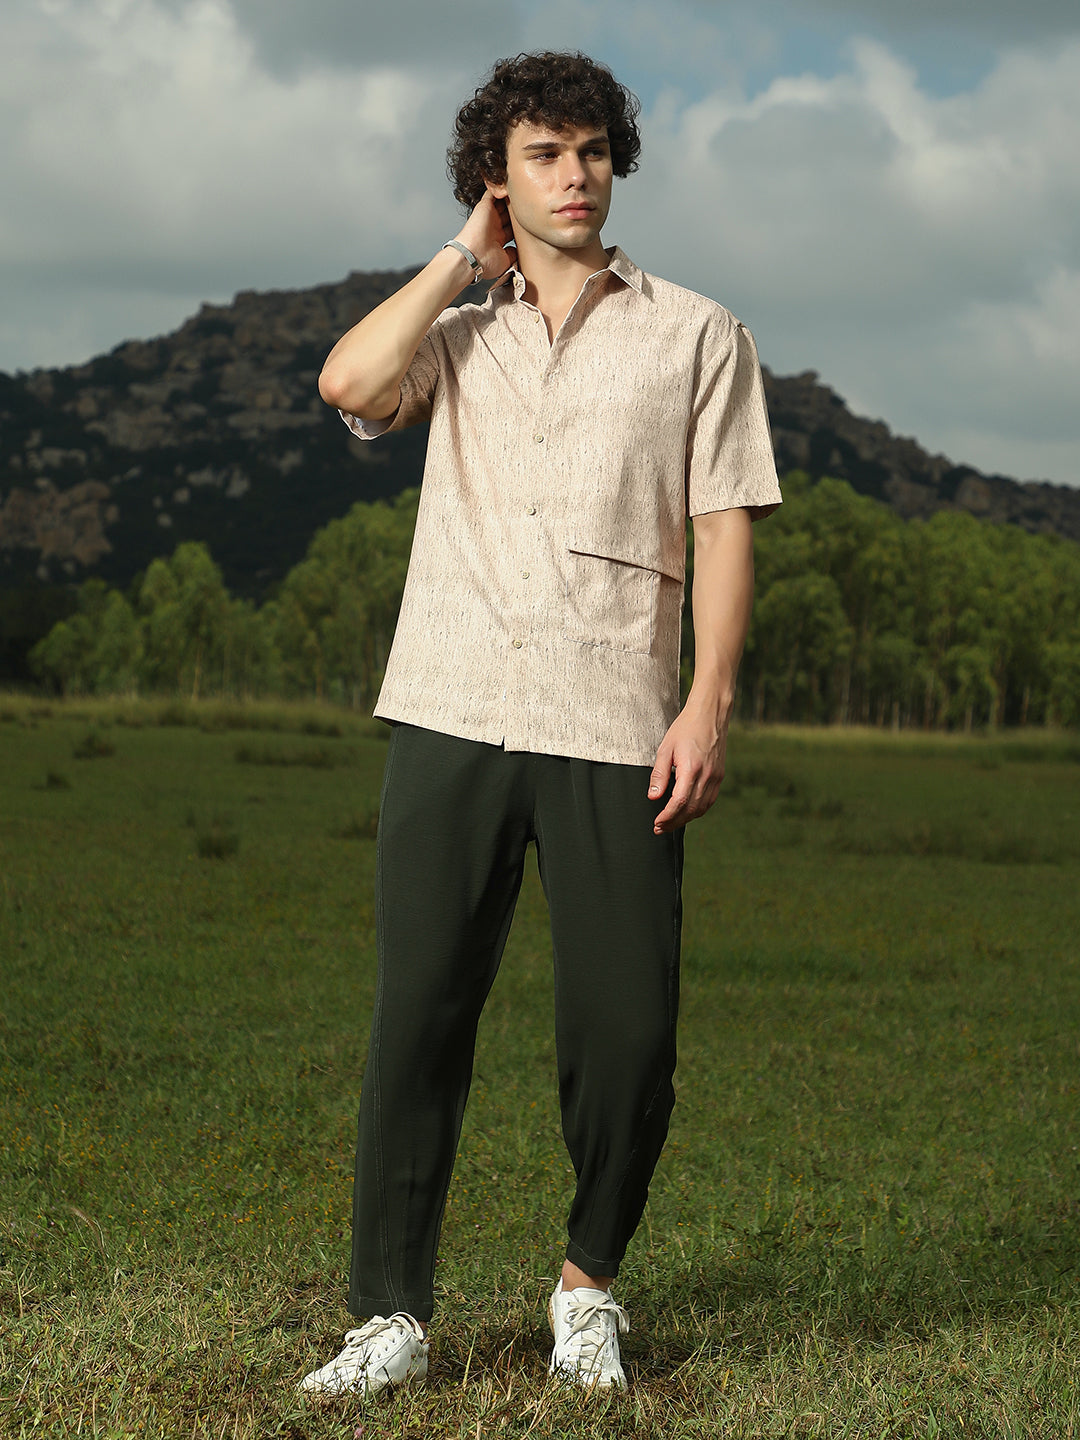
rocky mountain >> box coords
[764,370,1080,541]
[2,266,1078,611]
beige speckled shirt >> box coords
[341,247,781,766]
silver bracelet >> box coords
[442,239,484,284]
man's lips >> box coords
[556,203,594,218]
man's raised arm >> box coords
[318,194,514,421]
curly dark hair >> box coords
[448,52,641,209]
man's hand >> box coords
[648,706,728,835]
[457,192,516,280]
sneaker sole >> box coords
[301,1354,428,1398]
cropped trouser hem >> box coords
[349,724,683,1320]
[351,1291,435,1325]
[564,1241,624,1280]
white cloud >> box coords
[784,0,1079,41]
[924,266,1080,474]
[0,0,462,269]
[0,0,474,360]
[0,0,1077,488]
[223,0,520,76]
[614,36,1080,481]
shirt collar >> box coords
[490,245,643,299]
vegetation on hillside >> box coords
[27,475,1080,728]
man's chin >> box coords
[544,227,604,252]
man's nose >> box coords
[559,155,586,188]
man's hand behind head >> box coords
[457,192,515,281]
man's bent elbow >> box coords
[318,364,397,421]
[317,361,358,410]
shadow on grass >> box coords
[633,1215,1080,1370]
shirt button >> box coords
[534,433,544,444]
[512,639,523,649]
[522,570,530,579]
[525,504,536,516]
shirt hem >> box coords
[372,704,664,768]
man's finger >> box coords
[655,762,725,831]
[648,748,674,798]
[653,772,696,831]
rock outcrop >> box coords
[1,268,1077,601]
[765,369,1079,541]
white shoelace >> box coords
[338,1314,414,1367]
[559,1296,630,1370]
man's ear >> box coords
[484,176,509,200]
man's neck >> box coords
[514,233,612,315]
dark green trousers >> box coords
[350,724,683,1322]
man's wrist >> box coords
[433,242,478,293]
[683,681,735,728]
[441,239,484,284]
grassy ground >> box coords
[1,697,1078,1437]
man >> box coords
[302,50,781,1397]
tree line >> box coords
[29,475,1080,728]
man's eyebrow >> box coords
[519,134,610,152]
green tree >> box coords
[943,642,998,732]
[137,542,233,698]
[867,630,920,729]
[30,578,140,695]
[91,589,143,694]
[746,570,853,723]
[273,490,418,706]
[224,597,281,700]
[1046,642,1080,726]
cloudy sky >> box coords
[2,0,1078,486]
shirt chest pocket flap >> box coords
[564,539,685,657]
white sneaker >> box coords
[548,1285,629,1391]
[300,1313,429,1396]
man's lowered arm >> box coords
[649,506,754,834]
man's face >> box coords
[487,120,613,254]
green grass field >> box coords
[1,697,1078,1438]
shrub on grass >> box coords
[194,819,240,859]
[779,794,846,819]
[333,806,380,840]
[725,763,800,799]
[301,717,343,738]
[34,769,72,791]
[197,703,280,733]
[834,820,1065,865]
[999,738,1080,765]
[234,743,338,769]
[978,830,1064,865]
[72,730,115,759]
[156,701,190,727]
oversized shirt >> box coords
[341,246,782,767]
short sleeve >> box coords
[338,329,441,441]
[686,320,782,521]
